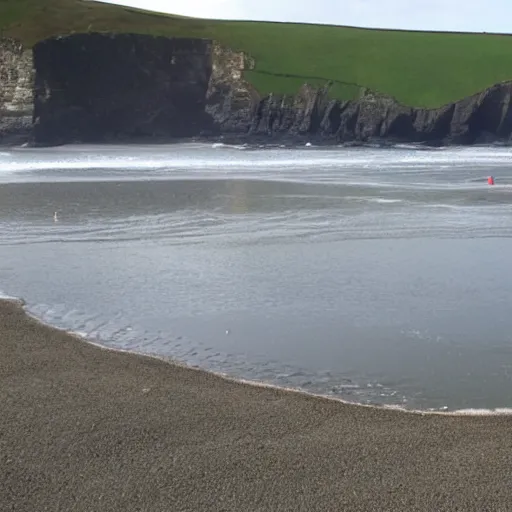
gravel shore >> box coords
[2,299,512,511]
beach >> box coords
[2,299,512,512]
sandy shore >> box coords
[2,300,512,511]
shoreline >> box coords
[4,296,512,417]
[1,139,441,152]
[0,136,499,151]
[2,138,512,157]
[3,298,512,511]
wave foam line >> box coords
[3,145,512,174]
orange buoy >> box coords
[488,176,495,185]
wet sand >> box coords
[2,299,512,511]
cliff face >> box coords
[0,39,34,144]
[32,34,214,145]
[233,83,512,145]
[204,43,512,145]
[205,42,258,134]
[2,32,512,146]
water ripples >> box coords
[3,144,512,411]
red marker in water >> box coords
[488,176,495,185]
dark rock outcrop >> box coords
[32,33,214,145]
[2,33,512,146]
[230,84,512,146]
[205,42,257,134]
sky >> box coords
[102,0,512,33]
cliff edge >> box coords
[2,33,512,146]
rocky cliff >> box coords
[0,39,34,145]
[2,32,512,146]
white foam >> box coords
[0,155,383,174]
[394,143,441,150]
[211,142,247,150]
[370,198,403,204]
[382,404,408,410]
[450,408,512,416]
[0,289,17,300]
[3,144,512,180]
[426,203,462,210]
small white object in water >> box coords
[225,329,230,335]
[305,142,312,147]
[53,211,58,222]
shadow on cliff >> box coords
[32,33,216,145]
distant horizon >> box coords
[101,0,512,34]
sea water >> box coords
[1,143,512,411]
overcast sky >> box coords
[102,0,510,33]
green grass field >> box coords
[2,0,512,107]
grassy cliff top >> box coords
[2,0,512,108]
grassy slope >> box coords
[2,0,512,107]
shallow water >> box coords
[1,143,512,411]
